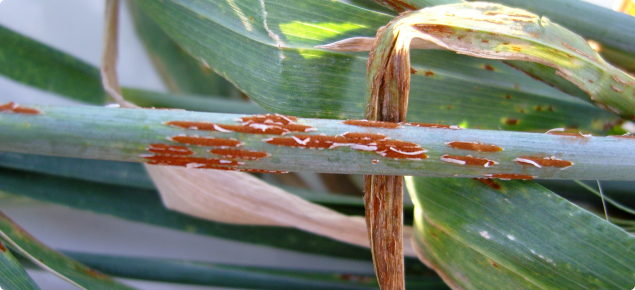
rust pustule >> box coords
[546,128,592,138]
[612,75,629,86]
[484,10,535,18]
[0,242,5,252]
[440,154,498,167]
[505,95,512,99]
[239,168,289,174]
[167,121,314,135]
[240,114,297,125]
[143,155,244,167]
[446,141,503,152]
[475,178,501,190]
[147,144,194,156]
[376,140,428,160]
[514,156,573,168]
[402,122,461,129]
[413,24,453,34]
[611,85,623,93]
[170,135,243,147]
[0,102,42,115]
[343,119,401,129]
[425,71,435,76]
[209,148,270,160]
[485,173,534,180]
[484,65,494,71]
[505,118,518,125]
[264,134,346,149]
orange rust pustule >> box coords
[265,135,346,149]
[425,71,435,76]
[0,242,5,252]
[515,156,573,167]
[143,155,243,167]
[148,144,194,156]
[474,178,501,190]
[487,174,534,180]
[441,154,497,166]
[209,148,270,160]
[402,122,455,129]
[0,102,42,115]
[547,131,590,137]
[170,135,242,147]
[506,118,518,125]
[239,168,289,174]
[376,140,427,159]
[167,121,314,135]
[343,119,401,129]
[341,132,388,144]
[240,114,297,125]
[446,141,503,152]
[484,65,495,71]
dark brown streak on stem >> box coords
[365,17,411,290]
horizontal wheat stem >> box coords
[0,105,633,180]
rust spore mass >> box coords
[484,64,495,71]
[505,118,518,125]
[343,119,401,129]
[475,178,501,190]
[239,168,289,174]
[209,148,269,160]
[441,154,497,167]
[515,156,573,168]
[547,131,590,138]
[148,144,194,156]
[0,102,42,115]
[402,122,458,129]
[446,141,503,152]
[425,71,435,76]
[0,242,5,252]
[266,133,427,159]
[143,155,243,167]
[240,114,297,125]
[170,135,242,147]
[167,121,314,135]
[487,173,534,180]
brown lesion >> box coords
[413,24,454,35]
[446,141,503,152]
[143,155,244,167]
[238,168,288,174]
[343,119,401,129]
[169,135,243,147]
[440,154,498,167]
[209,148,270,160]
[485,173,534,180]
[147,144,194,156]
[239,114,297,125]
[0,241,5,252]
[514,156,573,168]
[166,121,315,135]
[0,102,42,115]
[474,178,501,190]
[402,122,460,129]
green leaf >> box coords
[61,251,449,290]
[0,211,137,289]
[127,1,239,97]
[0,25,107,105]
[1,106,634,179]
[133,0,620,133]
[0,240,40,290]
[406,176,635,289]
[0,167,372,260]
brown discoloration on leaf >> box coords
[238,168,289,174]
[209,148,270,160]
[612,75,629,86]
[446,141,503,152]
[514,156,573,168]
[166,121,314,135]
[611,85,623,93]
[240,114,297,125]
[148,144,194,156]
[440,154,498,167]
[74,265,110,280]
[376,140,428,160]
[485,173,535,180]
[505,118,518,125]
[372,0,417,13]
[505,94,512,99]
[475,178,501,190]
[0,102,42,115]
[343,119,401,129]
[413,24,454,35]
[484,64,494,71]
[143,155,244,167]
[402,122,460,129]
[425,71,435,76]
[265,134,345,149]
[546,129,592,138]
[484,10,535,18]
[560,42,594,60]
[0,242,5,252]
[170,135,243,147]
